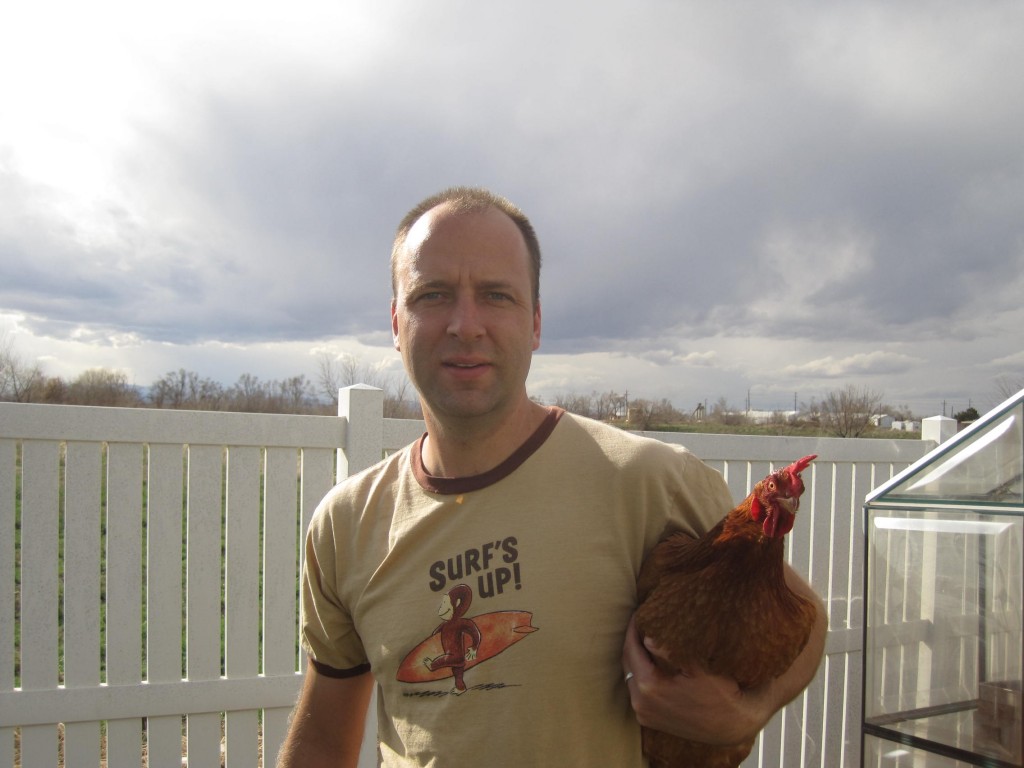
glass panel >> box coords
[864,507,1023,766]
[882,403,1023,504]
[864,733,1000,767]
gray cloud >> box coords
[1,0,1022,414]
[784,352,925,379]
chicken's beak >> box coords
[779,495,800,514]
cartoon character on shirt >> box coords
[396,583,538,692]
[423,583,481,694]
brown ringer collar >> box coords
[412,406,565,495]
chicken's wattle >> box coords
[763,505,795,538]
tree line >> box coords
[0,335,908,435]
[4,332,1019,436]
[548,384,900,437]
[0,336,418,417]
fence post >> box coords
[338,384,384,479]
[921,414,956,444]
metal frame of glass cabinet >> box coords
[862,389,1024,767]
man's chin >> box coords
[427,390,503,422]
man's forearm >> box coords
[276,662,374,768]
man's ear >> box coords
[532,300,542,351]
[391,299,401,351]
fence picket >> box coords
[0,439,14,766]
[804,458,835,768]
[106,442,146,767]
[19,441,61,766]
[225,446,261,768]
[146,442,186,766]
[262,447,302,762]
[185,444,225,764]
[828,463,858,765]
[63,441,103,768]
[783,458,818,766]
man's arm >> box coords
[276,660,375,768]
[622,564,827,746]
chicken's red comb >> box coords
[786,455,817,475]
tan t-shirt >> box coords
[302,409,732,766]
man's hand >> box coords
[621,615,765,746]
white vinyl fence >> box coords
[1,386,933,767]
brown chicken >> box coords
[634,455,819,768]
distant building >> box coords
[744,409,798,425]
[891,420,921,432]
[870,414,894,429]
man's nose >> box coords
[446,296,485,340]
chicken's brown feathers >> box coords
[634,455,819,768]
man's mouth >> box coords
[444,359,490,369]
[441,360,492,380]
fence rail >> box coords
[0,388,933,767]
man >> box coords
[277,188,826,766]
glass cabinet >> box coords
[863,389,1023,767]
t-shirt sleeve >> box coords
[662,446,734,537]
[300,501,371,677]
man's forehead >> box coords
[404,201,504,247]
[398,248,524,287]
[402,204,445,249]
[399,205,527,266]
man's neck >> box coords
[420,400,549,478]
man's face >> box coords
[391,203,541,426]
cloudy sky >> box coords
[2,0,1022,417]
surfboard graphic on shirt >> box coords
[396,584,538,690]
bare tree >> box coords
[41,376,68,403]
[627,399,658,430]
[553,392,594,418]
[317,351,415,417]
[149,369,225,409]
[275,375,317,413]
[595,391,628,421]
[0,330,44,402]
[818,384,884,437]
[385,376,418,418]
[317,352,358,405]
[67,368,142,407]
[230,372,273,412]
[317,352,386,404]
[710,397,744,426]
[626,398,684,429]
[993,374,1024,405]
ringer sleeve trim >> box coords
[311,659,372,679]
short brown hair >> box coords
[390,187,541,306]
